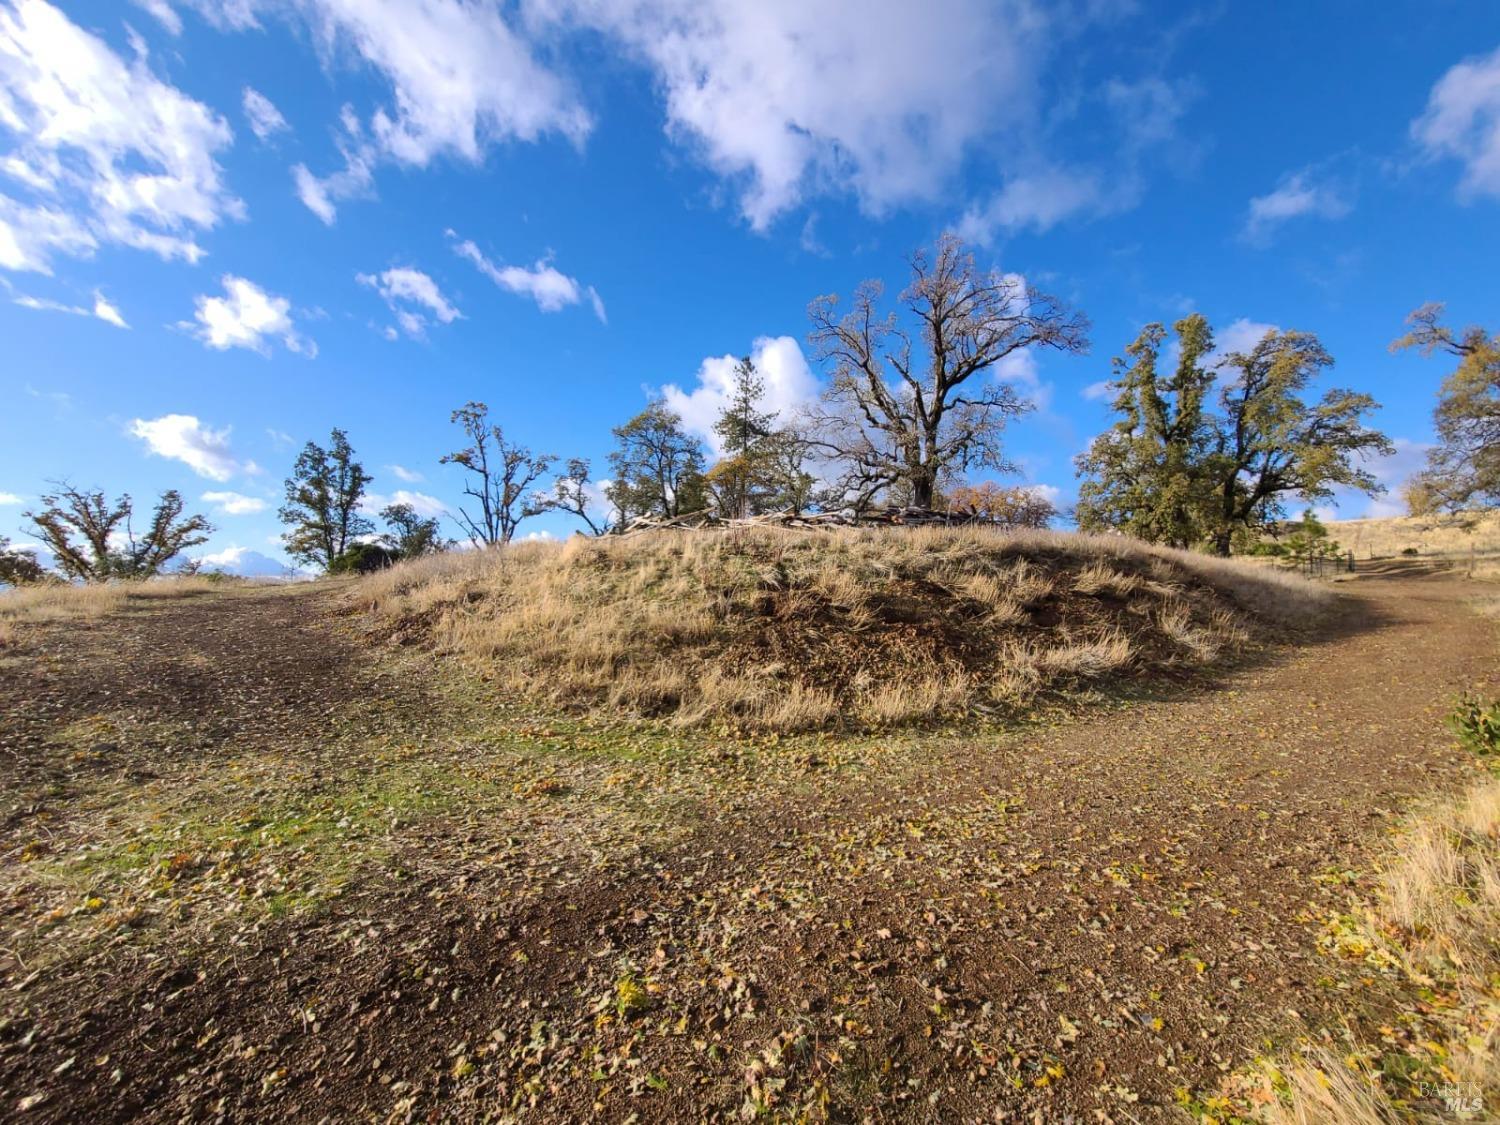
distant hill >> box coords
[1321,509,1500,563]
[194,546,305,579]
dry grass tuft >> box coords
[356,527,1331,730]
[1259,1050,1394,1125]
[1219,777,1500,1122]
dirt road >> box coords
[0,570,1493,1121]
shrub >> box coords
[329,542,401,575]
[1401,546,1420,557]
[1449,693,1500,759]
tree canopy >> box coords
[25,484,212,581]
[1391,303,1499,512]
[1076,315,1216,548]
[441,402,554,546]
[279,429,373,570]
[805,233,1088,509]
[606,400,707,522]
[1077,322,1392,554]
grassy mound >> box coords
[354,527,1332,730]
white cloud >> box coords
[92,290,127,327]
[1213,317,1279,361]
[183,275,314,355]
[660,335,820,456]
[451,234,604,320]
[130,414,247,481]
[1081,379,1114,402]
[357,266,461,339]
[534,0,1047,230]
[201,489,267,515]
[959,76,1193,243]
[1413,44,1500,200]
[957,166,1104,243]
[12,288,127,327]
[0,0,240,273]
[388,463,424,483]
[993,345,1052,410]
[1323,438,1433,519]
[221,0,589,221]
[242,86,289,141]
[132,0,183,36]
[1243,169,1350,244]
[194,545,300,577]
[362,489,447,518]
[292,108,373,223]
[0,490,21,504]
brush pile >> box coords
[614,506,997,535]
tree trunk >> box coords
[911,472,936,508]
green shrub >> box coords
[1449,693,1500,758]
[329,543,400,575]
[1401,546,1420,557]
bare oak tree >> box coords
[805,234,1089,509]
[544,458,613,535]
[26,483,213,580]
[442,402,554,545]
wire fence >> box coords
[1291,551,1357,579]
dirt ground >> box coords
[0,568,1494,1122]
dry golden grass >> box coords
[356,527,1332,730]
[0,575,236,624]
[1239,777,1500,1123]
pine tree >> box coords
[708,357,779,518]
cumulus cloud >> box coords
[201,490,267,515]
[130,414,250,481]
[1243,169,1350,244]
[660,335,820,456]
[183,275,314,356]
[1081,379,1114,402]
[0,0,240,273]
[0,490,22,504]
[12,288,128,327]
[450,234,604,320]
[242,86,289,141]
[216,0,589,221]
[357,266,461,339]
[533,0,1050,230]
[1212,317,1280,361]
[387,464,424,483]
[1412,44,1500,200]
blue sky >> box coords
[2,0,1497,572]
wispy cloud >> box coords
[1243,168,1351,244]
[450,233,605,321]
[357,267,461,340]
